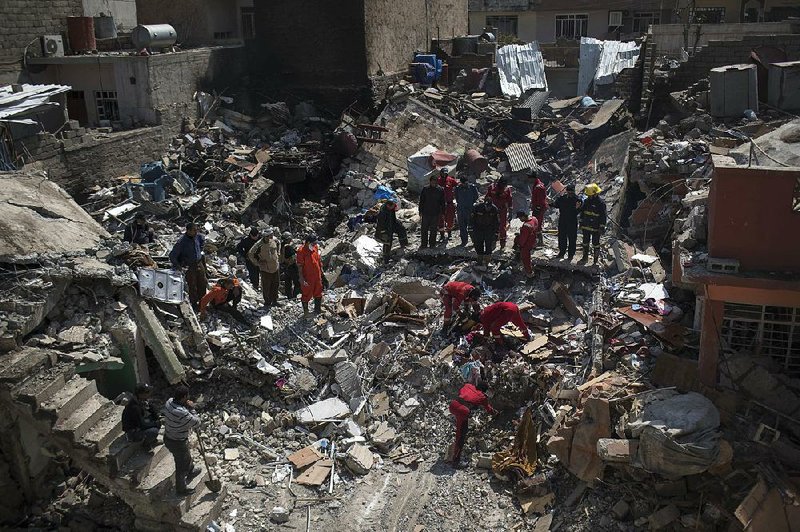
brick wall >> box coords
[0,0,83,84]
[611,52,644,113]
[352,97,483,180]
[667,33,800,91]
[15,126,167,195]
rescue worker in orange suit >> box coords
[513,211,539,280]
[441,281,481,330]
[449,381,497,467]
[437,168,458,242]
[479,301,531,345]
[297,233,324,317]
[580,183,606,265]
[485,178,513,250]
[198,277,242,319]
[529,174,547,244]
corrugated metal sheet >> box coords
[496,42,548,98]
[0,84,72,120]
[578,38,640,95]
[516,90,551,118]
[504,142,538,172]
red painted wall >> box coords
[709,164,800,273]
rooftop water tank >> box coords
[131,24,177,49]
[94,15,117,39]
[67,16,96,53]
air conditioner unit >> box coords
[41,35,65,57]
[609,11,623,27]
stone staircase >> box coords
[0,347,226,531]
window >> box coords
[721,303,800,376]
[555,14,589,40]
[241,7,256,39]
[691,7,725,23]
[486,16,518,37]
[94,90,119,122]
[633,11,661,33]
[793,176,800,213]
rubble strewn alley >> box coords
[1,3,800,532]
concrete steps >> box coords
[0,355,227,531]
[40,375,97,421]
[54,393,116,442]
[81,404,125,453]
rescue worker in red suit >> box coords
[529,174,547,244]
[485,178,513,249]
[441,281,481,329]
[449,381,497,467]
[297,233,323,317]
[437,168,458,242]
[480,301,531,345]
[513,211,539,279]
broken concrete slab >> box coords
[287,446,324,469]
[298,397,351,424]
[314,349,348,365]
[334,361,363,400]
[122,291,186,384]
[648,504,680,530]
[596,438,638,463]
[344,443,374,475]
[390,280,439,306]
[0,171,110,263]
[551,282,587,321]
[371,421,398,451]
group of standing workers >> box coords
[410,169,607,270]
[161,222,325,319]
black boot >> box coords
[314,298,322,314]
[593,248,599,265]
[302,301,310,317]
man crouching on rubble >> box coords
[441,281,481,331]
[449,380,497,468]
[164,386,202,497]
[480,301,531,345]
[122,383,160,451]
[198,277,242,319]
[297,233,324,317]
[170,222,207,310]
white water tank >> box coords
[131,24,177,49]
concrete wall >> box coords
[16,126,167,195]
[364,0,467,78]
[668,33,800,91]
[147,46,246,133]
[81,0,138,30]
[29,62,119,126]
[0,0,83,84]
[468,10,537,42]
[708,165,800,273]
[651,21,799,56]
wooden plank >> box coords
[577,371,613,392]
[294,460,333,486]
[288,446,323,469]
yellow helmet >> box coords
[584,183,602,196]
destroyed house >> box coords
[675,158,800,385]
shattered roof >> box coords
[0,83,72,123]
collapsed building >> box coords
[0,2,800,532]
